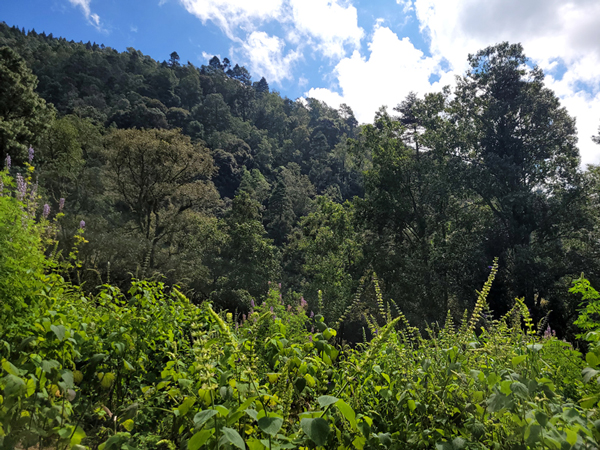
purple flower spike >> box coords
[59,198,65,212]
[270,306,274,313]
[79,220,85,229]
[310,310,314,318]
[28,147,34,163]
[251,299,255,307]
[0,179,3,196]
[278,283,281,289]
[43,204,50,219]
[300,297,307,308]
[5,155,10,171]
[16,174,26,201]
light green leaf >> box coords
[301,418,330,446]
[193,409,218,428]
[511,355,527,368]
[221,427,245,450]
[317,395,338,408]
[257,416,283,436]
[51,325,66,341]
[335,399,357,431]
[178,397,196,416]
[188,429,214,450]
[121,419,134,431]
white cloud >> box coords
[178,0,364,85]
[68,0,104,31]
[239,31,301,83]
[179,0,284,40]
[307,24,443,123]
[288,0,363,58]
[130,25,138,33]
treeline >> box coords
[1,22,600,337]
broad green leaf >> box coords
[452,437,466,449]
[587,352,600,368]
[511,355,527,368]
[51,324,66,341]
[317,395,338,408]
[582,367,599,383]
[188,429,214,450]
[301,418,330,446]
[294,377,306,392]
[70,426,86,446]
[335,399,357,430]
[565,428,577,446]
[352,436,366,449]
[527,343,543,353]
[245,409,259,421]
[257,416,283,436]
[193,409,218,428]
[121,419,134,431]
[407,399,416,411]
[178,397,196,416]
[221,427,245,450]
[535,411,549,427]
[1,360,19,376]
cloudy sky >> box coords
[3,0,600,165]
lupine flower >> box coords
[270,306,274,313]
[242,314,246,322]
[262,302,266,307]
[16,174,26,201]
[268,281,271,285]
[309,335,313,342]
[59,198,65,212]
[543,326,556,339]
[0,180,3,196]
[300,297,307,308]
[30,182,38,201]
[5,155,10,170]
[79,220,85,229]
[278,283,281,288]
[310,326,314,333]
[310,310,314,318]
[43,204,50,219]
[28,147,34,163]
[287,305,292,312]
[251,299,255,307]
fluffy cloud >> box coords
[68,0,103,31]
[178,0,363,85]
[307,24,445,123]
[179,0,284,40]
[288,0,363,58]
[238,31,302,83]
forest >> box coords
[3,21,600,449]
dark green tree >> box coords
[0,46,53,163]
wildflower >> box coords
[43,204,50,219]
[59,198,65,212]
[311,326,314,333]
[28,147,34,163]
[270,306,274,313]
[251,299,255,307]
[287,305,292,312]
[309,335,313,342]
[5,155,10,170]
[278,283,281,288]
[16,174,26,201]
[543,326,556,339]
[0,179,3,196]
[300,297,307,308]
[29,182,37,202]
[242,314,246,322]
[310,310,314,318]
[79,220,85,229]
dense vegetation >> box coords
[3,22,600,448]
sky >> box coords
[2,0,600,166]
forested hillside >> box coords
[2,22,600,335]
[5,20,600,450]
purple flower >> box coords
[16,174,26,201]
[242,314,246,322]
[43,204,50,219]
[287,304,292,312]
[262,302,266,307]
[300,297,307,308]
[0,179,3,196]
[278,283,282,289]
[251,299,255,307]
[311,326,314,333]
[5,155,10,170]
[309,335,313,342]
[28,147,34,163]
[270,306,274,313]
[29,182,37,202]
[268,281,271,285]
[59,198,65,212]
[79,220,85,229]
[310,310,314,318]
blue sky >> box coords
[2,0,600,166]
